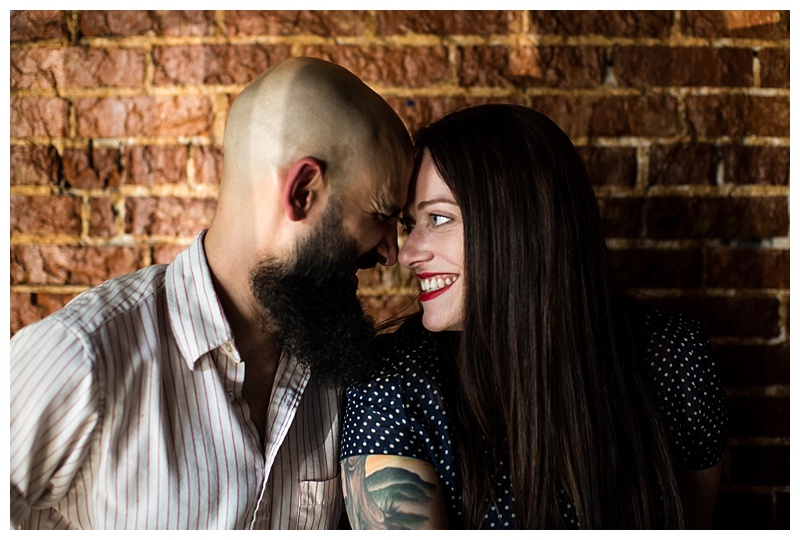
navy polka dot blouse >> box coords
[341,308,729,529]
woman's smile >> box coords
[417,273,459,301]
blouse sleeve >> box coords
[340,356,449,464]
[640,310,729,470]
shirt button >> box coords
[225,343,234,353]
[227,391,235,402]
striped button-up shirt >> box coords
[10,231,345,529]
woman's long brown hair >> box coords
[413,104,685,528]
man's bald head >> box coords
[221,57,410,199]
[205,58,413,348]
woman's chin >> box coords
[421,312,463,333]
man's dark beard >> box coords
[250,201,379,386]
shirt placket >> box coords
[250,354,310,529]
[215,342,267,529]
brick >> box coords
[89,197,118,238]
[360,295,418,326]
[193,145,224,185]
[530,95,680,139]
[153,245,189,265]
[225,10,368,36]
[614,46,754,88]
[759,47,789,88]
[11,292,77,335]
[62,146,122,189]
[644,196,788,240]
[10,10,67,41]
[686,95,789,138]
[458,46,604,89]
[729,445,789,486]
[153,44,291,86]
[377,10,512,35]
[74,96,213,138]
[125,145,187,185]
[10,96,69,138]
[10,145,60,186]
[11,245,141,286]
[714,342,789,387]
[648,295,780,340]
[10,194,81,236]
[125,197,217,236]
[300,45,450,87]
[355,264,415,291]
[712,491,774,529]
[577,146,637,187]
[706,248,788,289]
[10,47,66,90]
[65,47,145,88]
[722,145,789,186]
[728,397,789,438]
[596,196,642,238]
[648,144,717,186]
[386,95,525,134]
[530,10,673,38]
[80,10,215,37]
[590,95,681,138]
[681,10,789,39]
[608,248,702,289]
[12,47,144,90]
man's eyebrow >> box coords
[382,205,403,217]
[417,198,459,211]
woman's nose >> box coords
[398,229,431,269]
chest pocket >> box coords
[296,477,344,529]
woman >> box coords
[340,104,728,529]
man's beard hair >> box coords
[250,200,379,386]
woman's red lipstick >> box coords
[417,272,458,303]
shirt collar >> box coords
[166,229,236,370]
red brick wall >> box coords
[9,10,789,529]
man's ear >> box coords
[281,157,327,221]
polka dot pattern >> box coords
[341,308,728,529]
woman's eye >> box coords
[430,214,451,227]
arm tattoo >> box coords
[343,456,440,529]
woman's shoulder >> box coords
[346,313,449,394]
[374,314,446,377]
[378,313,435,350]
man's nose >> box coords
[373,227,399,267]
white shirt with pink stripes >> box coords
[10,230,345,529]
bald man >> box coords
[10,57,413,530]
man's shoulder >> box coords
[42,263,171,338]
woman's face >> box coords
[398,150,465,332]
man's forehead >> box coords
[365,160,411,206]
[365,186,403,216]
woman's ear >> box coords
[281,156,327,221]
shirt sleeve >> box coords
[642,312,729,470]
[10,317,102,526]
[340,366,434,463]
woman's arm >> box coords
[684,462,723,529]
[341,455,449,529]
